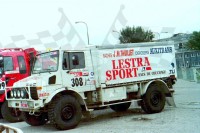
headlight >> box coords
[17,90,21,97]
[13,90,17,97]
[21,90,25,98]
[10,90,14,97]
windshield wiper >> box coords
[44,69,52,74]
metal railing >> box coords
[0,124,23,133]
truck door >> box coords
[61,51,95,92]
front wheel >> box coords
[48,95,82,130]
[1,101,23,122]
[23,112,48,126]
[141,85,166,114]
[110,102,131,112]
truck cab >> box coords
[0,48,36,122]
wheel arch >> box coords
[44,88,88,111]
[141,79,172,97]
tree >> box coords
[186,31,200,50]
[119,26,154,43]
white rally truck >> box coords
[6,42,176,130]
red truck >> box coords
[0,48,37,122]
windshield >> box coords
[32,50,59,74]
[0,56,14,75]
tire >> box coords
[23,112,48,126]
[1,101,23,122]
[141,85,166,114]
[110,102,131,112]
[48,95,82,130]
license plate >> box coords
[21,101,28,108]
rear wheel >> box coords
[23,112,48,126]
[141,85,166,114]
[110,102,131,112]
[1,101,23,122]
[48,95,82,130]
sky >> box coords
[0,0,200,49]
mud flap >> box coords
[166,95,176,107]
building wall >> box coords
[176,51,200,68]
[175,51,200,82]
[156,33,200,82]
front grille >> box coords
[30,87,39,100]
[7,87,39,100]
[7,87,29,99]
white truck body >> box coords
[6,41,176,130]
[94,43,176,86]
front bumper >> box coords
[7,99,44,111]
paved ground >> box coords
[1,79,200,133]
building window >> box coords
[185,54,189,58]
[191,53,196,57]
[185,63,189,67]
[176,53,183,58]
[178,43,183,49]
[192,62,195,66]
[197,53,200,57]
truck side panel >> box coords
[94,43,176,86]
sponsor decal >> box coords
[169,62,176,74]
[90,72,95,80]
[103,49,134,58]
[70,70,89,77]
[82,72,89,76]
[69,72,83,77]
[113,49,134,57]
[21,101,28,108]
[150,47,172,54]
[106,57,152,81]
[39,92,49,97]
[135,51,149,55]
[151,70,166,75]
[90,72,94,76]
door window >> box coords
[17,56,27,74]
[69,52,85,69]
[62,52,85,70]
